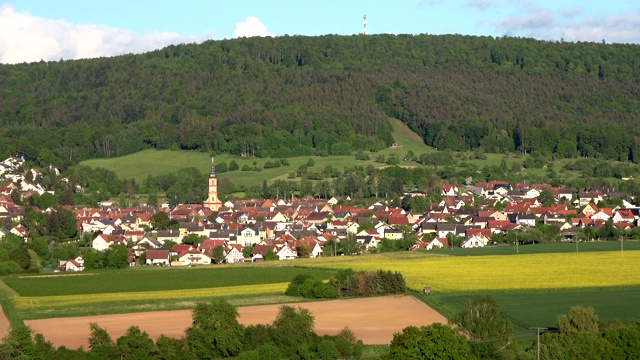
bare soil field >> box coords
[0,306,10,340]
[25,296,446,349]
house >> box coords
[224,244,245,264]
[612,209,635,224]
[297,238,323,258]
[590,208,612,221]
[236,226,261,246]
[383,228,404,240]
[10,226,28,241]
[517,214,537,227]
[441,184,459,196]
[145,249,171,266]
[156,230,183,244]
[178,249,212,266]
[58,255,84,272]
[422,237,449,250]
[136,236,162,249]
[275,243,298,260]
[461,234,489,248]
[92,234,126,251]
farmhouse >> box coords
[145,249,171,266]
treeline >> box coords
[0,300,364,359]
[286,268,407,299]
[1,34,639,167]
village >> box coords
[0,156,635,272]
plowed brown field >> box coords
[25,296,446,349]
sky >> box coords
[1,0,639,64]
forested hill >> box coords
[1,34,640,167]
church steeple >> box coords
[204,157,222,211]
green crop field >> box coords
[4,266,335,297]
[418,286,640,340]
[1,265,336,321]
[429,239,640,256]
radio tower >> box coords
[363,15,367,35]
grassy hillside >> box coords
[80,118,434,185]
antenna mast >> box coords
[363,15,367,35]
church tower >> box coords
[204,157,222,211]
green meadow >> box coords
[4,266,336,297]
[80,119,431,185]
[79,118,620,189]
[429,239,640,256]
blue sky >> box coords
[1,0,639,63]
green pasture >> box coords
[429,239,640,256]
[79,118,604,188]
[419,286,640,341]
[4,266,335,297]
[80,119,434,184]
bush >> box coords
[316,339,340,360]
[216,162,228,173]
[286,275,337,299]
[285,274,313,296]
[229,160,239,171]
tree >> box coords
[213,245,225,264]
[0,326,55,359]
[2,216,13,231]
[557,306,600,333]
[150,212,170,230]
[182,234,205,247]
[297,242,311,258]
[264,248,279,261]
[450,295,511,357]
[272,305,315,349]
[88,322,117,358]
[242,246,254,259]
[116,326,156,359]
[44,208,78,239]
[229,160,239,171]
[186,300,245,359]
[388,323,473,359]
[538,188,556,206]
[107,245,130,268]
[147,192,159,207]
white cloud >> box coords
[233,16,275,38]
[466,0,496,11]
[495,8,640,43]
[0,4,210,64]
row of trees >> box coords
[285,269,407,300]
[388,297,640,359]
[0,300,364,359]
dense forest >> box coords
[1,34,639,167]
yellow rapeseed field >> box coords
[302,251,640,292]
[13,282,288,310]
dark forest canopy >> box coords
[1,33,639,168]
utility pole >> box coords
[621,234,624,258]
[529,327,548,360]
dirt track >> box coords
[25,296,446,349]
